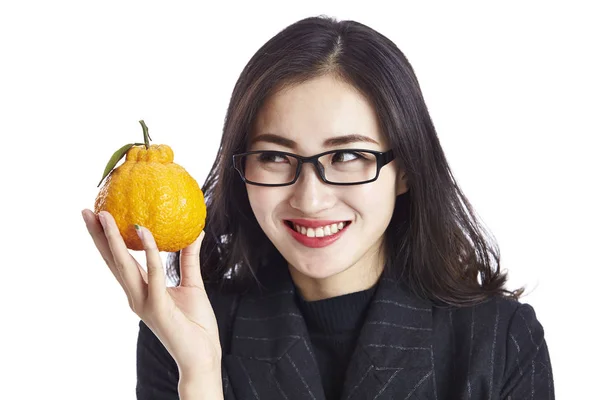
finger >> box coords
[135,225,166,299]
[83,209,148,284]
[98,211,146,305]
[179,231,205,288]
[82,209,121,282]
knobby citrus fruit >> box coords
[94,120,206,252]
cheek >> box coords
[344,175,397,222]
[246,186,280,226]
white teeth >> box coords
[290,221,348,237]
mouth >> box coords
[283,219,351,248]
[284,220,351,237]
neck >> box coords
[289,246,385,301]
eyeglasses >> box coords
[232,149,395,187]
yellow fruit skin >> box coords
[94,144,206,252]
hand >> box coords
[82,209,222,377]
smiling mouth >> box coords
[284,220,351,238]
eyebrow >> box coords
[251,133,379,148]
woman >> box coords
[82,16,554,399]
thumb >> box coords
[179,231,205,288]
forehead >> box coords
[251,75,384,150]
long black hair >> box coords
[168,15,523,307]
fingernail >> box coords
[134,224,143,240]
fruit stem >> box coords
[139,120,152,149]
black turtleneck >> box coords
[295,285,378,400]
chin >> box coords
[287,258,348,280]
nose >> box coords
[288,162,336,215]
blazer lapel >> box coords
[223,263,436,400]
[223,264,326,400]
[340,271,436,400]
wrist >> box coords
[178,368,223,400]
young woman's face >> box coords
[246,74,408,283]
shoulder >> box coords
[431,295,552,395]
[436,295,545,343]
[204,280,242,318]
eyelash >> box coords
[332,151,363,161]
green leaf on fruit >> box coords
[97,142,144,187]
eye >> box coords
[331,151,362,163]
[257,152,289,163]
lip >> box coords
[283,219,350,248]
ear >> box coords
[395,170,409,196]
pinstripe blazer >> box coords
[137,263,554,399]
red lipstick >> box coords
[283,219,350,248]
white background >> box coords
[1,1,598,398]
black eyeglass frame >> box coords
[232,148,396,187]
